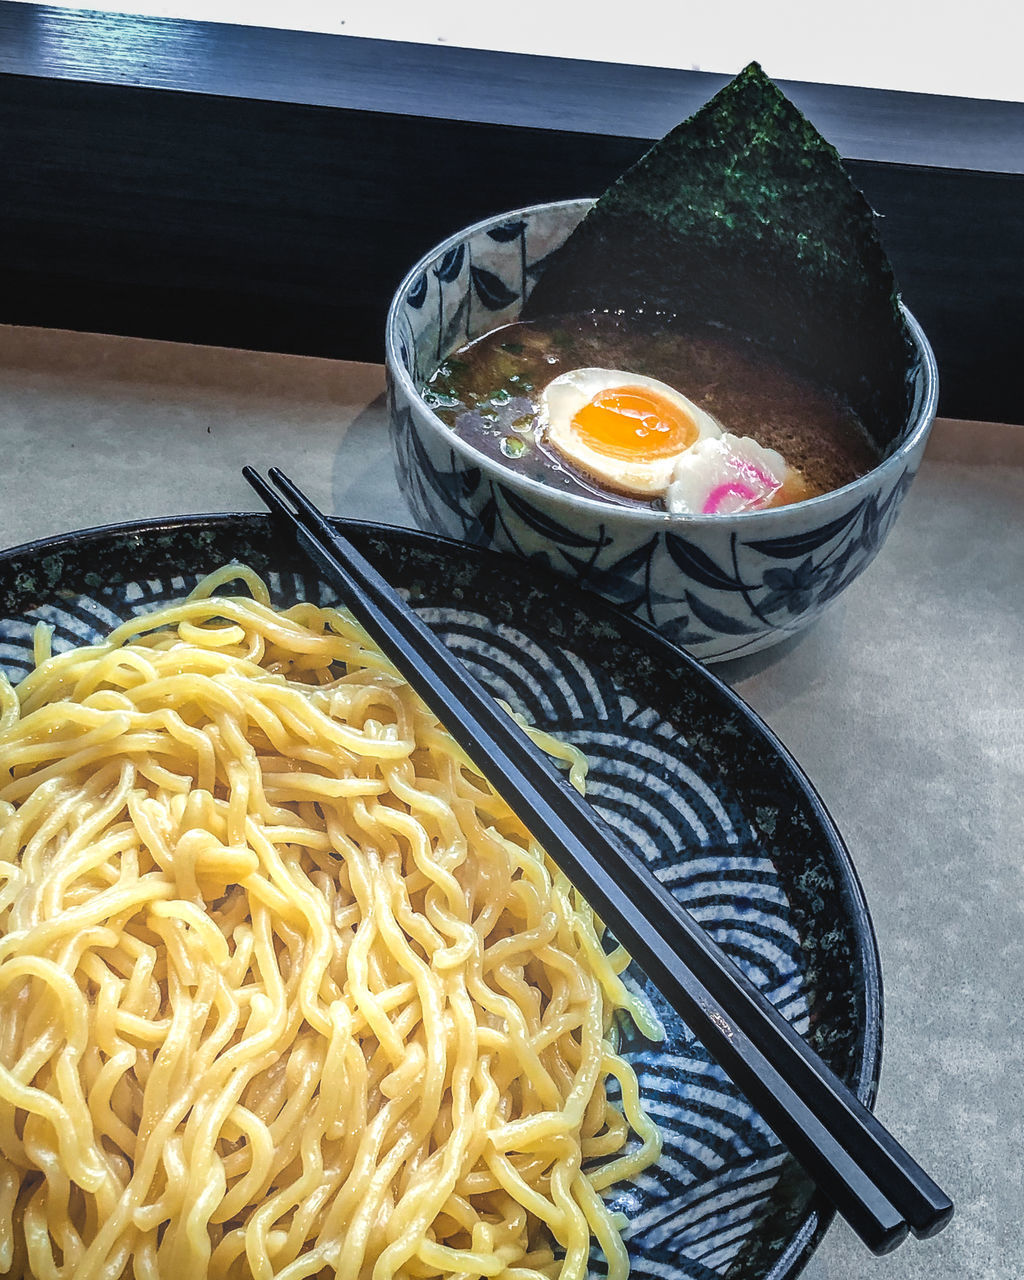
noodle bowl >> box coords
[0,566,660,1280]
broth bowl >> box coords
[385,199,938,663]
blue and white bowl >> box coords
[385,199,939,663]
[0,515,883,1280]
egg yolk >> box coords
[572,387,699,460]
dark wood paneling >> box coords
[850,162,1023,426]
[1,6,1022,423]
[3,5,1022,171]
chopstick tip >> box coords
[912,1196,954,1239]
[242,466,291,517]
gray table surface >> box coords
[1,325,1020,1279]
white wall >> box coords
[11,0,1018,104]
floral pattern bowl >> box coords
[385,199,938,663]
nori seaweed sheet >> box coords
[523,63,915,450]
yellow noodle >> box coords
[0,567,662,1280]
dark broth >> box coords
[424,313,881,509]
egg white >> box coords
[539,368,722,497]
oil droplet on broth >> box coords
[501,436,527,459]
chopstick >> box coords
[243,465,952,1256]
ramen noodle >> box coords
[0,566,661,1280]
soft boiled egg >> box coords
[539,368,723,497]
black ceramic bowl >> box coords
[0,515,882,1280]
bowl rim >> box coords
[385,197,940,527]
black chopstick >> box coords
[243,465,952,1255]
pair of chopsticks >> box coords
[243,466,952,1256]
